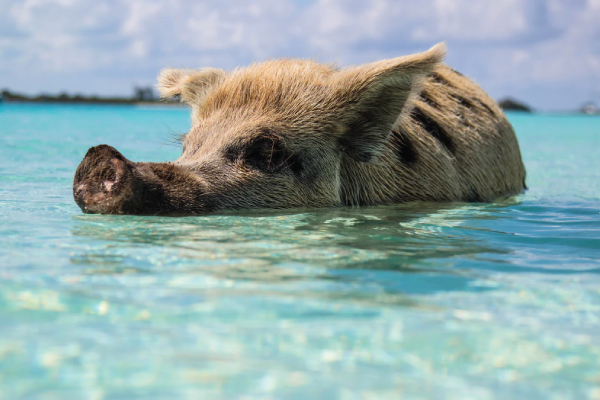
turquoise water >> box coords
[1,103,599,399]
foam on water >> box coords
[1,104,599,399]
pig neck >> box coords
[338,133,463,206]
[338,151,417,207]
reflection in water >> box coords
[44,200,598,399]
[69,202,513,302]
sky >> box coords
[1,0,599,110]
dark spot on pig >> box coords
[476,100,495,115]
[431,72,451,87]
[451,94,474,109]
[411,107,455,154]
[420,90,438,109]
[391,128,418,165]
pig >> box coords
[73,43,526,215]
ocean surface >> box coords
[0,103,599,400]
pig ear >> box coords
[334,43,446,162]
[157,67,227,104]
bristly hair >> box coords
[160,121,187,147]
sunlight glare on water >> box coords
[0,104,599,399]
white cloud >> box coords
[0,0,598,109]
[416,0,533,41]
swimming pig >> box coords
[73,43,526,215]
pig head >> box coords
[73,44,448,215]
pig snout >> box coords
[73,145,136,214]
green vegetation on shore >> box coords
[498,98,533,113]
[0,87,177,105]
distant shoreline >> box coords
[1,99,187,107]
[0,89,184,107]
[0,95,182,106]
[1,91,597,115]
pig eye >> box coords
[226,136,303,175]
[245,137,289,173]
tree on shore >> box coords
[134,86,156,102]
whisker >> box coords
[277,151,296,169]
